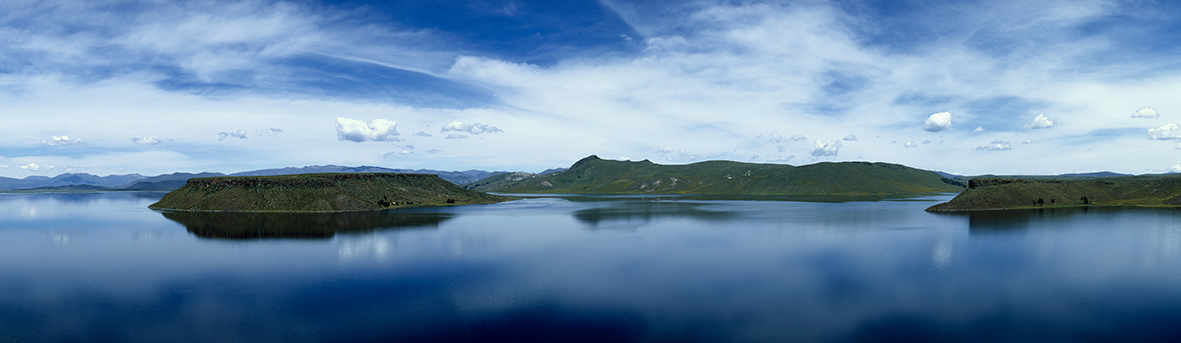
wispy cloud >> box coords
[218,130,248,141]
[441,121,502,134]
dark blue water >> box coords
[3,192,1181,342]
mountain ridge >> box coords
[470,155,965,195]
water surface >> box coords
[3,192,1181,342]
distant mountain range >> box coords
[0,165,517,192]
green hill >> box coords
[471,155,964,195]
[926,175,1181,212]
[149,173,511,212]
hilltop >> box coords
[468,155,965,195]
[926,175,1181,212]
[149,173,511,212]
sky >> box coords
[3,0,1181,177]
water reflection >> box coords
[572,200,735,229]
[161,211,453,239]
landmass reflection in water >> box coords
[572,200,735,228]
[161,210,453,239]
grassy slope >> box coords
[149,173,511,212]
[926,175,1181,212]
[481,155,963,195]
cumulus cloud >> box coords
[427,149,441,154]
[19,163,42,171]
[769,132,784,143]
[336,117,399,142]
[414,131,433,137]
[1147,123,1181,140]
[1173,165,1181,173]
[921,139,931,144]
[810,140,841,157]
[441,121,502,135]
[975,140,1012,151]
[789,134,807,142]
[1022,139,1034,144]
[974,127,985,132]
[1131,107,1159,119]
[923,112,952,132]
[776,146,786,152]
[1024,114,1054,129]
[43,135,84,146]
[218,130,249,140]
[131,136,163,145]
[905,141,917,148]
[842,135,857,141]
[445,134,468,139]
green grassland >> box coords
[149,173,511,212]
[926,175,1181,212]
[471,155,964,195]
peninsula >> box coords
[926,175,1181,212]
[149,173,511,212]
[469,155,965,195]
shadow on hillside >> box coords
[161,211,453,240]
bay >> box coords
[2,192,1181,342]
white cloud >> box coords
[1131,107,1159,119]
[1025,114,1054,129]
[336,118,399,142]
[769,132,784,143]
[923,112,952,132]
[921,139,931,144]
[974,127,985,132]
[1173,164,1181,173]
[975,140,1012,151]
[414,131,433,137]
[809,140,841,157]
[42,135,84,146]
[445,134,468,139]
[1022,139,1034,144]
[905,141,917,148]
[789,134,807,142]
[403,145,414,150]
[427,149,441,154]
[217,130,249,140]
[842,135,856,141]
[1147,123,1181,140]
[19,163,42,171]
[441,121,502,135]
[131,136,163,145]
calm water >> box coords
[3,192,1181,342]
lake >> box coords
[3,192,1181,342]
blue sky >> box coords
[3,0,1181,177]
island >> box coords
[148,173,511,212]
[925,175,1181,212]
[468,155,965,195]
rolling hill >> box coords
[149,173,511,212]
[469,155,965,195]
[926,175,1181,212]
